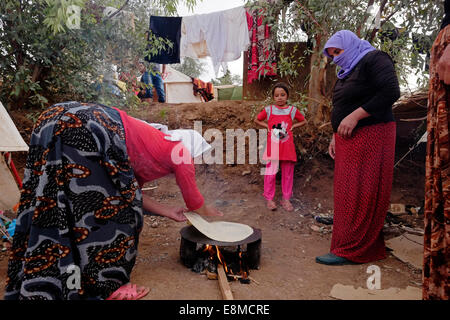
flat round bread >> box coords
[183,212,253,242]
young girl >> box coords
[254,82,307,211]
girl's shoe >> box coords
[266,200,277,211]
[280,199,294,212]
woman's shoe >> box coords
[106,283,150,300]
[266,200,277,211]
[315,253,355,265]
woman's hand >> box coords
[337,107,370,138]
[337,114,358,138]
[142,194,187,222]
[328,134,336,159]
[194,204,224,217]
[161,206,188,222]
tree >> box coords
[247,0,443,126]
[0,0,199,110]
[172,57,207,78]
[211,70,242,86]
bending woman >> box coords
[4,101,222,300]
[316,30,400,265]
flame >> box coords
[202,244,249,279]
[215,245,229,273]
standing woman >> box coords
[423,0,450,300]
[4,101,222,300]
[316,30,400,265]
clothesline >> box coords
[145,5,278,82]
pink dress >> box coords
[257,105,305,201]
[257,105,305,161]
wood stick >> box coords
[217,264,234,300]
[141,186,158,191]
[227,274,260,285]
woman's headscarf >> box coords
[323,30,376,79]
[441,0,450,30]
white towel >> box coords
[146,122,211,158]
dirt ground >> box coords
[0,100,425,300]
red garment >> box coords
[246,9,277,84]
[115,108,204,211]
[192,78,214,101]
[331,122,396,263]
[257,105,304,161]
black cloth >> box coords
[441,0,450,30]
[145,16,182,64]
[331,50,400,133]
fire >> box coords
[202,244,249,282]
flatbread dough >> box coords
[183,211,253,242]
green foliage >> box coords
[247,0,444,93]
[0,0,199,111]
[172,57,207,78]
[211,70,242,86]
[277,43,306,78]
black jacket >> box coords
[331,50,400,132]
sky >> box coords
[176,0,246,82]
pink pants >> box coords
[263,160,295,201]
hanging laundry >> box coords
[180,6,249,76]
[222,6,250,62]
[246,7,277,84]
[180,15,211,59]
[146,16,182,64]
[192,78,214,102]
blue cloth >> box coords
[323,30,376,79]
[146,16,182,64]
[140,71,165,103]
[1,219,16,239]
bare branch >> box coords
[356,0,375,37]
[368,0,388,42]
[294,0,329,36]
[104,0,130,21]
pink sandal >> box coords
[266,200,277,211]
[106,283,150,300]
[280,199,294,212]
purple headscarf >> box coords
[323,30,376,79]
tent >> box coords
[163,66,202,103]
[0,102,28,211]
[215,85,243,101]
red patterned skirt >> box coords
[331,122,396,263]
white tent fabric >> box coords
[163,66,202,103]
[0,102,29,152]
[0,155,20,211]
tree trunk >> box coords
[307,43,329,126]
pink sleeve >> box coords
[294,109,305,122]
[256,108,267,121]
[172,145,205,211]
